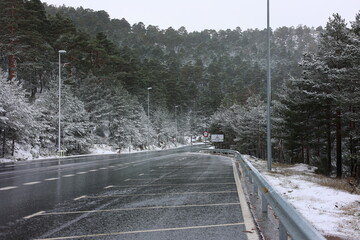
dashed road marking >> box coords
[23,181,41,186]
[24,211,46,219]
[104,185,114,189]
[62,174,75,178]
[76,172,87,175]
[35,222,245,239]
[44,178,59,181]
[99,167,107,170]
[0,186,18,191]
[74,195,87,201]
[89,169,98,172]
[124,179,131,182]
[139,173,144,176]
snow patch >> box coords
[244,156,360,240]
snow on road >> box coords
[244,156,360,240]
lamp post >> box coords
[266,0,272,170]
[58,50,66,156]
[147,87,152,148]
[175,105,179,146]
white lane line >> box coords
[34,223,245,239]
[24,211,46,219]
[74,195,87,201]
[0,186,18,191]
[110,182,236,188]
[108,166,116,168]
[44,178,59,181]
[233,162,260,240]
[76,172,87,175]
[139,173,144,176]
[62,174,75,178]
[23,181,41,186]
[36,202,241,216]
[104,185,114,189]
[89,169,98,172]
[86,191,237,198]
[99,167,107,170]
[125,178,234,182]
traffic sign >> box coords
[203,131,209,138]
[211,134,224,142]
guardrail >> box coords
[200,148,325,240]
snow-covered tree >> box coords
[0,76,39,157]
[34,81,93,155]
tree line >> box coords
[2,1,357,177]
[213,13,360,177]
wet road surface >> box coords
[0,151,253,239]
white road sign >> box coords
[211,134,224,142]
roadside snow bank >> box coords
[244,156,360,240]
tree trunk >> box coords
[327,119,332,175]
[336,110,342,178]
[1,129,5,157]
[8,55,16,80]
[11,139,15,156]
[306,144,310,165]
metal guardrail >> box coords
[200,148,326,240]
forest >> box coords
[0,0,359,177]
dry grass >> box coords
[247,158,360,194]
[305,175,359,194]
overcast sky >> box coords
[44,0,360,32]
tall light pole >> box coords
[266,0,272,170]
[147,87,152,148]
[175,105,179,146]
[58,50,66,156]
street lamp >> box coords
[147,87,152,148]
[175,105,179,146]
[58,50,66,156]
[266,0,272,170]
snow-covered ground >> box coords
[0,142,204,163]
[243,155,360,240]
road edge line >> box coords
[233,161,260,240]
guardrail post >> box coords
[248,172,253,183]
[262,194,268,216]
[279,221,287,240]
[253,183,258,196]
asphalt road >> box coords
[0,150,253,240]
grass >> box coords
[306,175,360,194]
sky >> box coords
[44,0,360,32]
